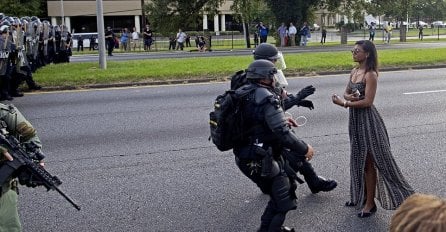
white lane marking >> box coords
[403,89,446,95]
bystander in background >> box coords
[390,193,446,232]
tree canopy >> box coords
[0,0,46,18]
[144,0,224,35]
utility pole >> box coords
[141,0,146,28]
[96,0,107,69]
[60,0,65,25]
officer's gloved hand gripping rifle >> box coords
[0,121,81,210]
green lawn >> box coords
[34,47,446,88]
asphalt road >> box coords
[11,68,446,232]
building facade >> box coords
[47,0,343,34]
[47,0,235,33]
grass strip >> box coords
[34,47,446,87]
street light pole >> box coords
[141,0,146,28]
[60,0,65,25]
[96,0,107,69]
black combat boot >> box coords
[298,161,337,194]
[26,79,42,90]
[10,90,24,97]
[309,176,338,194]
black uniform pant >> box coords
[282,149,321,188]
[236,157,297,231]
[107,40,114,55]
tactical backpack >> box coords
[230,70,247,90]
[209,90,242,151]
[209,70,250,151]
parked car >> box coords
[310,23,320,31]
[432,21,445,28]
[410,21,428,28]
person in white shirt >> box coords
[288,23,297,46]
[176,29,187,50]
[131,27,140,51]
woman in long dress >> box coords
[332,40,414,218]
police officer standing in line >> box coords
[241,43,338,195]
[0,102,44,231]
[0,23,14,101]
[105,26,115,56]
[234,59,313,231]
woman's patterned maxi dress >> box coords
[348,80,414,210]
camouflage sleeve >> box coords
[0,104,42,149]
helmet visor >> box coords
[274,70,288,88]
[275,51,287,70]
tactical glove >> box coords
[295,85,316,101]
[296,100,314,110]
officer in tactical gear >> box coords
[241,43,338,195]
[0,103,43,231]
[233,59,316,232]
[0,23,14,101]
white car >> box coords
[410,21,428,28]
[432,21,445,28]
[311,23,320,31]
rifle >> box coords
[0,123,81,210]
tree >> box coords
[231,0,274,47]
[144,0,224,35]
[0,0,44,18]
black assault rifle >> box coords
[0,124,81,210]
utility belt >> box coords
[235,143,305,184]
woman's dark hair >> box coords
[355,40,379,74]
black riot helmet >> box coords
[0,20,10,33]
[246,59,277,81]
[253,43,280,60]
[0,25,9,34]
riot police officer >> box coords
[234,59,315,231]
[248,43,338,194]
[0,23,14,101]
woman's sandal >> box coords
[345,201,356,207]
[357,205,377,218]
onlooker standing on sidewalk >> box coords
[120,28,129,52]
[143,24,153,51]
[384,22,392,44]
[320,27,327,44]
[277,22,288,47]
[185,34,191,47]
[131,27,140,51]
[257,22,269,43]
[368,22,376,41]
[288,22,297,46]
[300,22,310,46]
[253,31,259,47]
[176,29,187,50]
[418,25,423,40]
[168,35,176,50]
